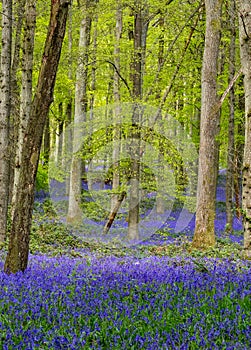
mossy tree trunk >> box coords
[4,0,71,274]
[238,0,251,258]
[192,0,222,249]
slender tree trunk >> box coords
[156,15,165,214]
[103,191,126,234]
[12,0,36,214]
[111,3,122,210]
[226,0,236,232]
[65,3,73,193]
[89,13,97,120]
[0,0,12,242]
[4,0,71,273]
[9,0,26,201]
[43,115,50,165]
[234,82,245,218]
[238,0,251,258]
[192,0,222,249]
[67,0,92,223]
[128,4,143,241]
[56,102,64,165]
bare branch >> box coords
[105,60,132,97]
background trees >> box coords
[0,0,250,271]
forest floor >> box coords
[0,176,250,349]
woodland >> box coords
[0,0,251,348]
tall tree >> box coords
[9,0,26,200]
[111,2,122,211]
[192,0,222,249]
[128,1,144,241]
[226,0,236,231]
[238,0,251,258]
[4,0,72,273]
[0,0,12,242]
[67,0,93,224]
[12,0,36,214]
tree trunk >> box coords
[65,3,73,193]
[156,15,165,214]
[4,0,71,274]
[12,0,36,215]
[103,191,126,234]
[128,3,143,241]
[67,0,92,224]
[238,0,251,258]
[43,115,51,165]
[56,102,64,166]
[0,0,12,242]
[192,0,222,249]
[226,0,236,232]
[111,3,122,211]
[234,81,245,219]
[9,0,26,201]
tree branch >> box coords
[240,13,250,39]
[105,60,132,97]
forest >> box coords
[0,0,251,348]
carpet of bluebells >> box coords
[0,255,250,349]
[0,174,251,349]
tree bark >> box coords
[128,3,144,241]
[67,0,92,224]
[111,3,122,211]
[238,0,251,258]
[226,0,236,232]
[12,0,36,215]
[103,191,126,234]
[4,0,71,273]
[43,115,51,165]
[0,0,12,242]
[192,0,222,249]
[9,0,26,201]
[56,102,64,165]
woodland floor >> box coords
[0,176,250,349]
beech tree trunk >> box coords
[43,115,51,165]
[4,0,71,273]
[9,0,26,201]
[111,3,122,211]
[156,15,165,214]
[12,0,36,214]
[56,102,64,165]
[128,3,143,241]
[192,0,222,249]
[67,0,92,224]
[0,0,12,242]
[238,0,251,258]
[226,0,236,231]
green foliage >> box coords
[81,198,107,222]
[36,164,49,192]
[148,236,244,260]
[29,221,82,254]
